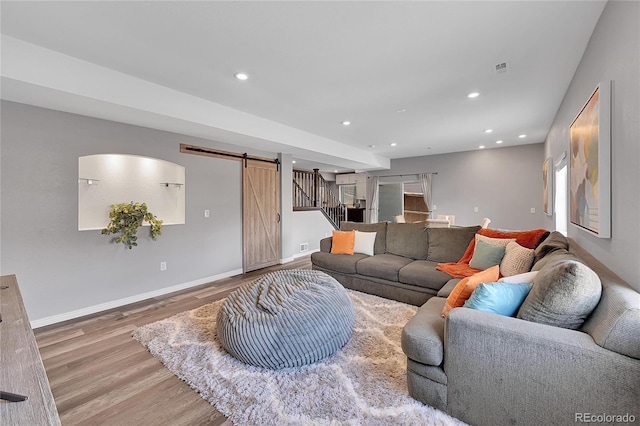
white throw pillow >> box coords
[353,230,376,256]
[498,270,539,284]
[500,241,535,277]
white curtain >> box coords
[366,176,379,223]
[419,173,433,219]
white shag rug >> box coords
[133,289,466,426]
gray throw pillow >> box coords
[469,240,506,270]
[517,258,602,330]
[427,225,481,263]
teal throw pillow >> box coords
[469,240,506,270]
[464,282,533,317]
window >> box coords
[339,184,356,207]
[555,155,568,236]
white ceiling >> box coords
[0,1,606,172]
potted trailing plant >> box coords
[101,202,163,249]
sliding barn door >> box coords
[243,160,281,272]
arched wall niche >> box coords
[78,154,186,231]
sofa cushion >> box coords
[310,251,369,274]
[386,223,428,260]
[341,221,387,254]
[581,265,640,360]
[426,226,481,263]
[437,278,462,298]
[401,297,446,366]
[533,231,569,264]
[356,254,413,282]
[518,258,602,330]
[398,260,454,291]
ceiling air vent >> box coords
[494,61,510,75]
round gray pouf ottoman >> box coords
[216,270,355,369]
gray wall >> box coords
[543,0,640,290]
[290,210,334,256]
[0,101,287,322]
[371,143,545,230]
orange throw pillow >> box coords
[330,230,356,255]
[442,265,500,317]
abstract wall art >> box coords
[569,81,611,238]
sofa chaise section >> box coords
[401,233,640,426]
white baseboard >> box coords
[293,249,318,259]
[280,256,295,264]
[30,268,243,329]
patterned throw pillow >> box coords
[500,241,535,277]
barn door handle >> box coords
[277,213,281,223]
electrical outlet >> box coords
[530,208,536,214]
[160,261,167,271]
[204,210,210,218]
[474,206,479,213]
[300,242,309,252]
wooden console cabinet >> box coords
[0,275,60,425]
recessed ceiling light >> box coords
[292,160,296,164]
[519,134,527,138]
[368,144,376,148]
[467,92,480,98]
[341,121,351,126]
[234,72,248,81]
[484,129,493,133]
[496,140,503,144]
[334,170,338,173]
[479,145,486,149]
[396,108,406,113]
[390,142,397,147]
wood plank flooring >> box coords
[34,257,312,425]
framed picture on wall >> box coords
[569,81,611,238]
[543,157,553,215]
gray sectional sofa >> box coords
[311,221,481,306]
[312,224,640,426]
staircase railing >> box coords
[293,169,346,229]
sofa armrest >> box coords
[444,308,640,426]
[320,237,333,253]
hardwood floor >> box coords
[34,257,312,425]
